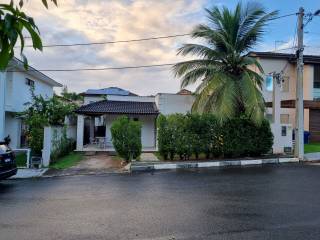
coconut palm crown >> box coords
[173,2,278,124]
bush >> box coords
[111,116,142,162]
[157,114,273,160]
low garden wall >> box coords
[42,126,76,167]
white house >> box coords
[75,87,194,152]
[0,58,62,149]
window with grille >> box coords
[314,64,320,88]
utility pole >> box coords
[295,7,304,160]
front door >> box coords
[309,109,320,142]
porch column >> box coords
[0,72,6,141]
[89,116,95,140]
[76,114,84,150]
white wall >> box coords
[4,113,21,149]
[83,95,155,105]
[155,93,195,115]
[271,123,293,154]
[104,114,156,148]
[5,72,54,113]
[1,71,56,145]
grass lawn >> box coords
[49,152,84,170]
[304,143,320,153]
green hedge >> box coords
[111,116,142,162]
[157,114,273,160]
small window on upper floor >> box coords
[25,78,35,88]
[281,76,289,92]
[280,114,290,124]
[314,64,320,88]
[265,75,273,91]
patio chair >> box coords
[90,137,98,146]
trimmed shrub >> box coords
[157,114,273,160]
[111,116,142,162]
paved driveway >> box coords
[46,152,125,176]
[1,164,320,240]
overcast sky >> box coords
[14,0,320,95]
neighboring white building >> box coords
[75,87,194,152]
[0,58,62,148]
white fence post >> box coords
[42,126,52,167]
[76,115,84,150]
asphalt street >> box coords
[1,164,320,240]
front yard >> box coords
[304,143,320,153]
[49,152,84,170]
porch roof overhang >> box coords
[75,100,159,116]
[266,100,320,109]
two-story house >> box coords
[251,52,320,142]
[0,58,62,149]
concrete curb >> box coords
[131,157,300,172]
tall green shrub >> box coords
[221,117,273,157]
[157,114,273,160]
[111,116,142,162]
[157,115,170,160]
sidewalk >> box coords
[10,168,48,179]
[304,152,320,161]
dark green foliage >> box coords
[221,118,274,157]
[173,2,278,124]
[18,89,76,155]
[111,116,142,162]
[0,1,57,70]
[157,114,273,160]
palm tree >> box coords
[173,2,278,124]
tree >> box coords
[19,89,76,154]
[61,86,84,102]
[173,2,278,124]
[0,0,57,70]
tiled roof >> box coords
[75,100,159,115]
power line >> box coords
[23,33,191,48]
[19,13,297,48]
[269,12,298,21]
[9,63,177,72]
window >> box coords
[280,114,290,124]
[25,78,35,87]
[314,64,320,88]
[265,75,273,91]
[281,126,287,136]
[281,76,289,92]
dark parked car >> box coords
[0,141,17,180]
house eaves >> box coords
[249,51,320,64]
[8,58,62,87]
